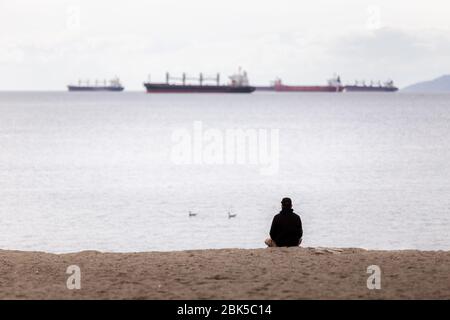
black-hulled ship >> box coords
[68,77,124,92]
[143,69,255,93]
[344,80,398,92]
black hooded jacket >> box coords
[269,209,303,247]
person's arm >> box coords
[269,216,278,240]
[297,216,303,239]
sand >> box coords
[0,247,449,299]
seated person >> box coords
[265,197,303,247]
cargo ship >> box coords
[343,80,398,92]
[272,75,344,92]
[68,77,124,92]
[143,69,255,93]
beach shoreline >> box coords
[1,247,449,299]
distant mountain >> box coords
[402,75,450,92]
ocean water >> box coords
[0,91,449,253]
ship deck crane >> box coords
[165,72,220,86]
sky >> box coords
[0,0,450,90]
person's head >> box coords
[281,197,292,210]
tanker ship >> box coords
[343,80,398,92]
[143,69,255,93]
[272,75,344,92]
[68,77,124,92]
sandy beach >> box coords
[0,247,449,299]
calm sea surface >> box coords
[1,91,449,252]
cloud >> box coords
[1,0,450,90]
[327,28,450,87]
[332,28,426,61]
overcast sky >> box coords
[1,0,449,90]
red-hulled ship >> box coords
[143,69,255,93]
[273,75,344,92]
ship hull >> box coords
[254,86,275,91]
[68,86,124,92]
[144,83,255,93]
[274,85,343,92]
[343,86,398,92]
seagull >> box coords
[188,211,197,217]
[228,211,237,219]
